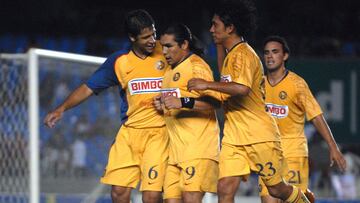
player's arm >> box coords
[44,84,93,128]
[162,95,221,111]
[153,94,164,113]
[187,79,250,97]
[216,44,226,72]
[311,114,347,171]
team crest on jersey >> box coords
[173,72,181,81]
[128,77,163,95]
[161,88,181,98]
[279,91,287,100]
[155,60,165,70]
[266,103,289,119]
[220,74,232,82]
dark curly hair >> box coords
[214,0,257,39]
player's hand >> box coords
[153,94,164,112]
[44,109,63,128]
[163,95,182,109]
[187,78,209,91]
[329,147,347,172]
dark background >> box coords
[1,0,360,56]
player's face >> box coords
[210,15,229,45]
[263,41,288,72]
[160,34,188,67]
[133,24,157,55]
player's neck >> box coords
[224,36,244,51]
[132,47,149,59]
[267,67,287,86]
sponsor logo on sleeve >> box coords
[265,103,289,118]
[128,77,163,95]
[161,88,181,98]
[220,74,232,82]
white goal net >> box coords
[0,49,121,203]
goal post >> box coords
[28,49,106,203]
[0,48,108,203]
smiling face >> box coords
[131,24,157,56]
[263,41,288,72]
[160,34,188,67]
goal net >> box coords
[0,49,121,203]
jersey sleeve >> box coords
[86,51,125,95]
[295,79,323,121]
[192,64,221,100]
[231,52,253,88]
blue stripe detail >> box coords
[119,87,129,124]
[86,50,126,94]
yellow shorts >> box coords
[164,159,218,199]
[259,156,309,196]
[219,141,285,186]
[100,125,169,191]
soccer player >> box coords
[153,23,220,203]
[187,0,312,202]
[259,35,347,203]
[44,9,169,203]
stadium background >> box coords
[0,0,360,202]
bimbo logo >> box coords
[161,88,181,98]
[221,75,232,82]
[266,103,289,119]
[128,77,163,95]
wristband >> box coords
[180,97,195,109]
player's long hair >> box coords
[125,9,155,37]
[163,23,205,57]
[214,0,257,39]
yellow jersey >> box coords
[220,42,280,145]
[161,54,220,164]
[265,70,323,157]
[87,42,168,128]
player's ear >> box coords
[181,40,189,50]
[225,24,235,34]
[129,34,136,42]
[284,52,289,61]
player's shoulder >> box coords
[287,71,307,84]
[231,42,260,63]
[108,50,128,60]
[287,70,310,90]
[188,54,211,71]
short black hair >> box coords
[163,23,204,57]
[124,9,155,37]
[214,0,257,38]
[263,35,290,55]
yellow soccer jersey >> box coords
[220,42,280,145]
[113,42,168,128]
[161,54,220,164]
[265,71,323,157]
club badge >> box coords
[155,60,165,70]
[279,91,287,100]
[173,72,180,81]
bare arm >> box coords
[162,95,221,111]
[187,78,250,97]
[44,84,94,128]
[311,114,347,171]
[216,44,226,72]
